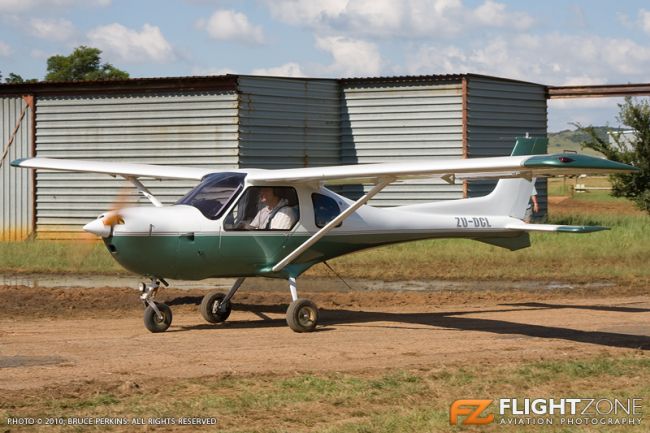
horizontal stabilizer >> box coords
[505,222,609,233]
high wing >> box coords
[10,157,215,180]
[12,153,637,186]
[247,153,637,185]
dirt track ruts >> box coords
[1,283,649,391]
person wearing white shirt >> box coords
[249,187,297,230]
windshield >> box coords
[176,172,246,220]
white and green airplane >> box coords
[12,137,637,333]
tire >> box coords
[144,302,172,333]
[286,298,318,333]
[200,291,232,323]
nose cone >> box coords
[83,218,112,238]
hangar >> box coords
[0,73,549,240]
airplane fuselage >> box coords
[99,183,521,280]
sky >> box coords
[1,0,649,131]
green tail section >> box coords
[510,137,548,156]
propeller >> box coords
[83,183,133,237]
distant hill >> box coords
[548,127,622,156]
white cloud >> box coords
[406,33,650,85]
[473,0,533,30]
[639,9,650,34]
[191,66,237,76]
[29,18,75,41]
[265,0,532,38]
[316,36,381,76]
[0,0,109,12]
[251,62,305,77]
[87,23,174,64]
[198,9,264,45]
[264,0,347,27]
[0,41,12,56]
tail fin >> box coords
[486,136,546,219]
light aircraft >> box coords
[11,137,637,333]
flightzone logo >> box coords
[450,398,643,426]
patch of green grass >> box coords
[3,354,649,433]
[315,212,650,281]
[516,357,623,385]
[0,240,124,274]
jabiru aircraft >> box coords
[11,137,637,333]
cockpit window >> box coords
[176,172,246,220]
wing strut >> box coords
[124,176,163,207]
[272,177,394,273]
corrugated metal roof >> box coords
[0,73,546,96]
[340,73,544,87]
[0,75,239,96]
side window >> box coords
[224,186,299,231]
[312,193,341,228]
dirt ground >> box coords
[1,280,649,391]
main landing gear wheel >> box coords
[200,291,232,323]
[286,298,319,333]
[143,302,173,333]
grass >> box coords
[1,180,648,282]
[310,211,650,281]
[0,239,125,274]
[2,354,649,432]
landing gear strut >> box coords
[286,276,319,333]
[200,277,244,324]
[198,276,319,332]
[139,278,172,333]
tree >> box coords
[45,46,129,82]
[578,97,650,214]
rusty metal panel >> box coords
[466,77,548,213]
[35,91,238,239]
[0,96,33,241]
[238,76,340,169]
[341,80,464,206]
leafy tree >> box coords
[577,97,650,214]
[5,72,24,83]
[0,70,38,84]
[45,46,129,81]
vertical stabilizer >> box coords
[482,137,547,219]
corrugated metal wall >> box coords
[0,96,33,241]
[238,77,340,169]
[341,81,464,206]
[466,76,548,215]
[35,91,239,239]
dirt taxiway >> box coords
[1,276,649,391]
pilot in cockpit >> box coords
[248,187,297,230]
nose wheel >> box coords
[139,278,172,333]
[144,301,172,333]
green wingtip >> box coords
[10,158,28,167]
[557,225,609,233]
[524,153,638,172]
